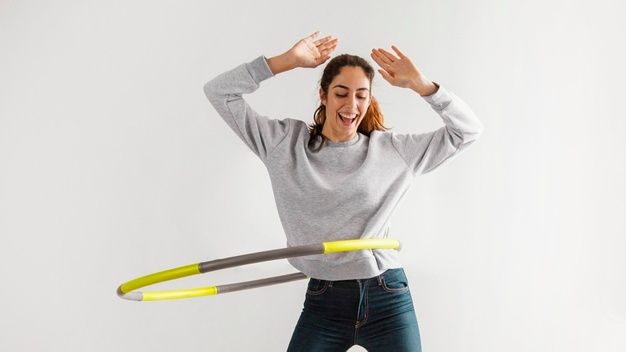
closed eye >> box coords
[336,94,367,99]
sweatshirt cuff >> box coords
[246,55,275,84]
[421,82,453,110]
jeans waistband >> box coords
[316,268,404,289]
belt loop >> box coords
[377,273,384,287]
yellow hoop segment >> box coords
[117,238,401,301]
[323,238,401,253]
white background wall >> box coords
[1,0,625,351]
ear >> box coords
[319,88,326,106]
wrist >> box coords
[267,52,298,75]
[412,80,439,96]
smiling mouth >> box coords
[338,112,358,126]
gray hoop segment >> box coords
[197,244,324,294]
[117,239,401,301]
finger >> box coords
[317,37,338,50]
[379,48,398,62]
[320,43,338,56]
[377,68,393,84]
[314,54,331,68]
[308,30,320,40]
[320,39,338,50]
[370,49,383,64]
[319,48,334,58]
[391,45,407,59]
[374,49,394,66]
[314,35,335,46]
[371,50,392,68]
[370,51,386,68]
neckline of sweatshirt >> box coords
[317,132,361,147]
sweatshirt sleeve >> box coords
[203,55,291,162]
[390,82,484,176]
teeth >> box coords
[339,112,357,119]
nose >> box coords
[348,96,358,109]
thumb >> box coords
[308,30,320,40]
[378,69,394,84]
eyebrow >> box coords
[332,84,370,91]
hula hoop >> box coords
[117,238,401,301]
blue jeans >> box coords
[287,268,421,351]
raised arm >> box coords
[203,31,338,163]
[371,45,484,175]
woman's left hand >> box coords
[370,45,438,96]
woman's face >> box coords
[320,66,371,142]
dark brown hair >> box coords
[308,54,389,148]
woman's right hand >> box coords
[287,31,339,68]
[267,31,338,75]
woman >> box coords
[204,31,483,351]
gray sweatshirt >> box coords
[203,55,484,280]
